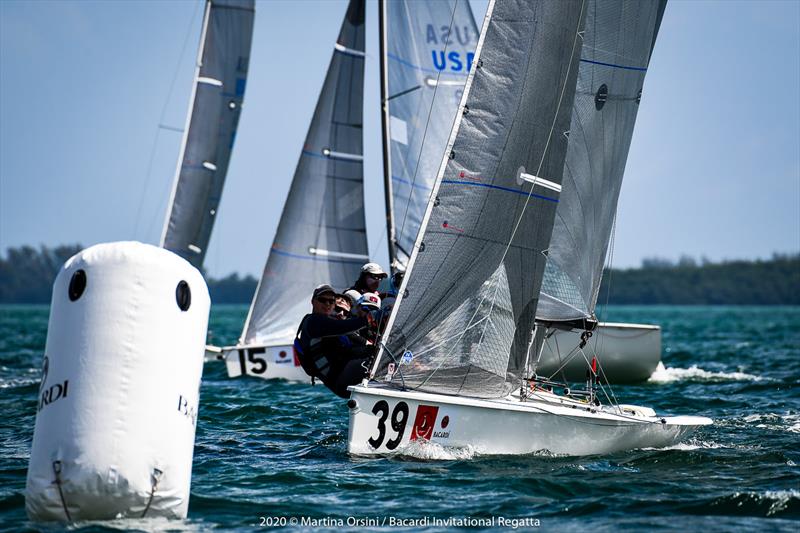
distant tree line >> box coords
[597,253,799,305]
[0,245,797,305]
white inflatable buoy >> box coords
[25,241,210,521]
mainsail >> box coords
[379,0,480,271]
[161,0,255,269]
[537,0,668,323]
[372,0,587,398]
[241,0,367,346]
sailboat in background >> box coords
[214,0,369,379]
[161,0,255,269]
[348,0,710,456]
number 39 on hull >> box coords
[346,384,712,457]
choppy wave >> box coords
[395,439,476,461]
[648,362,762,383]
[646,439,727,451]
[743,413,800,434]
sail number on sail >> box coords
[426,24,476,72]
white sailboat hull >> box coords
[219,344,309,381]
[347,383,711,457]
[537,322,661,383]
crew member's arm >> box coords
[304,314,368,338]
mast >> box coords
[160,0,212,250]
[378,0,398,273]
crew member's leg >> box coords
[329,357,371,398]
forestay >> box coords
[381,0,480,271]
[161,0,255,269]
[537,0,667,322]
[242,0,368,347]
[372,0,587,398]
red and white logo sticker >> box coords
[410,405,439,441]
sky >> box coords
[1,0,798,279]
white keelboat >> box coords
[348,0,711,457]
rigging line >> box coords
[394,0,462,255]
[133,0,202,241]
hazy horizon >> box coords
[1,0,798,278]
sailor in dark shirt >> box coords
[294,284,376,398]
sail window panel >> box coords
[389,116,408,145]
[538,0,663,323]
[243,0,366,346]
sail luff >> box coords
[160,0,212,250]
[378,0,398,272]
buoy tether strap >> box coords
[52,460,72,522]
[141,468,164,518]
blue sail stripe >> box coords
[392,175,433,191]
[441,180,559,203]
[270,247,365,265]
[580,58,647,72]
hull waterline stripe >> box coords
[442,180,559,203]
[270,247,365,265]
[580,58,647,72]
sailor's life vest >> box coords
[294,316,331,382]
[294,313,371,385]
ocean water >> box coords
[1,305,798,531]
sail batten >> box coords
[160,0,255,270]
[241,0,367,346]
[372,0,588,398]
[537,0,668,323]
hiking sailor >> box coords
[349,262,388,295]
[294,284,377,398]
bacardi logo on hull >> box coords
[410,405,439,441]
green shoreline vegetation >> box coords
[0,245,797,305]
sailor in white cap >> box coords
[348,262,388,296]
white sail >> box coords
[537,0,668,323]
[161,0,255,270]
[241,0,368,347]
[379,0,480,271]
